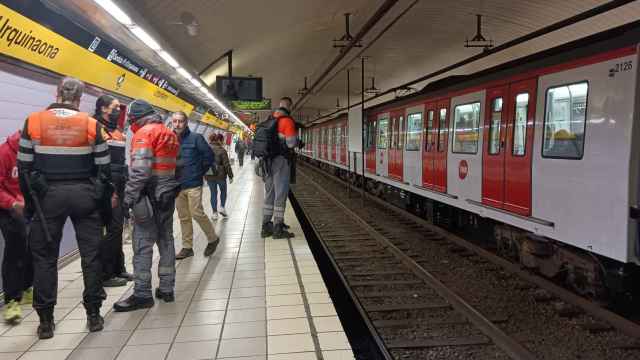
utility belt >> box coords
[132,182,180,225]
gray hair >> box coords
[171,111,187,120]
[57,77,84,104]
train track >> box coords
[291,162,640,360]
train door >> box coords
[330,126,337,162]
[404,105,424,186]
[389,110,404,180]
[365,117,377,173]
[482,78,536,216]
[422,102,437,188]
[340,124,347,165]
[434,99,450,192]
[376,114,389,177]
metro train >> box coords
[298,21,640,298]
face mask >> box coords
[107,109,120,130]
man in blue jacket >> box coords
[172,112,220,259]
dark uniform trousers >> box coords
[100,171,126,280]
[30,181,103,310]
[0,210,32,303]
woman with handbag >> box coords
[206,133,234,219]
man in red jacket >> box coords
[0,130,33,323]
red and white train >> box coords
[298,22,640,297]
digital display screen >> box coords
[216,76,263,101]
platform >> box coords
[0,160,355,360]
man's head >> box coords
[279,97,292,111]
[273,107,290,118]
[56,77,84,108]
[126,99,157,133]
[95,95,121,130]
[171,111,188,135]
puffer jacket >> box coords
[205,142,233,182]
[176,127,214,190]
[0,131,23,210]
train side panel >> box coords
[403,104,424,186]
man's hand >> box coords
[111,193,119,209]
[11,201,24,217]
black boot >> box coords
[155,288,175,303]
[36,308,55,339]
[272,223,295,239]
[113,295,154,312]
[261,221,274,238]
[204,238,220,257]
[84,303,104,332]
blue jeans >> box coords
[207,179,227,211]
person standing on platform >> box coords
[206,133,233,220]
[113,100,180,312]
[235,138,246,167]
[17,77,111,339]
[172,112,220,260]
[260,104,297,239]
[94,95,133,288]
[0,131,33,324]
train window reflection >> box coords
[488,98,502,155]
[406,113,422,151]
[452,102,480,154]
[543,82,588,159]
[438,108,448,152]
[377,118,389,149]
[425,110,434,152]
[512,93,528,156]
[398,116,405,150]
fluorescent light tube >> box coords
[158,51,179,68]
[94,0,133,26]
[130,26,161,51]
[176,67,192,80]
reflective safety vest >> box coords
[21,109,109,180]
[103,128,126,168]
[130,122,179,178]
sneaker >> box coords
[219,208,228,217]
[204,238,220,257]
[155,288,175,303]
[87,314,104,332]
[103,277,128,287]
[261,221,274,238]
[20,288,33,305]
[113,295,154,312]
[175,248,194,260]
[3,300,22,324]
[273,223,295,239]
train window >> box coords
[377,118,389,149]
[438,108,448,152]
[425,110,434,151]
[398,116,405,150]
[543,82,588,159]
[512,93,529,156]
[488,98,503,155]
[406,113,423,151]
[452,102,481,154]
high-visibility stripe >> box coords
[93,142,109,153]
[134,148,153,156]
[34,145,93,155]
[153,157,176,164]
[132,159,152,168]
[17,152,34,162]
[152,169,175,176]
[107,140,126,147]
[94,155,110,165]
[19,138,33,148]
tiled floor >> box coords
[0,160,355,360]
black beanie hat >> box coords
[127,99,156,122]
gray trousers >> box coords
[263,156,291,224]
[132,202,176,299]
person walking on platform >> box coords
[206,133,233,220]
[17,77,111,339]
[94,95,132,288]
[258,102,298,239]
[113,100,180,312]
[0,131,33,324]
[235,138,246,167]
[172,112,220,260]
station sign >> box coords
[231,99,272,111]
[201,112,230,130]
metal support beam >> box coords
[198,49,233,78]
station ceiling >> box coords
[48,0,640,125]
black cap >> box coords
[275,107,290,116]
[126,99,156,122]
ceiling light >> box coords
[176,67,192,80]
[93,0,133,26]
[190,77,202,87]
[130,26,161,51]
[158,50,179,68]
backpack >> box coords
[252,115,281,158]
